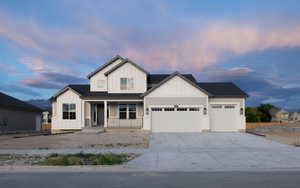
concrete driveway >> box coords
[127,133,300,170]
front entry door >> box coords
[97,104,104,126]
[92,104,104,127]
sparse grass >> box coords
[37,147,49,150]
[293,141,300,147]
[39,152,135,166]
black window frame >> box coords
[119,104,137,120]
[62,103,76,120]
[177,108,188,111]
[189,107,200,111]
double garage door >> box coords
[151,107,202,132]
[210,104,239,132]
[150,104,240,132]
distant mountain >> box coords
[26,99,51,110]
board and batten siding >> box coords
[90,59,123,92]
[51,89,82,130]
[107,63,147,93]
[107,102,143,128]
[143,75,209,131]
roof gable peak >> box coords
[104,58,149,76]
[87,55,124,79]
[142,71,212,97]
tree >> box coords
[246,107,262,122]
[257,104,279,122]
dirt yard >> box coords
[257,131,300,146]
[0,132,150,150]
[247,122,300,146]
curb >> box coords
[2,165,300,173]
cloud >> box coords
[0,12,121,60]
[0,84,41,97]
[20,57,87,89]
[22,79,62,89]
[20,57,49,72]
[204,67,300,108]
[1,12,300,72]
[124,23,300,72]
[0,64,16,72]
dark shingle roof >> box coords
[0,92,42,112]
[148,74,197,84]
[104,59,149,76]
[68,85,142,99]
[142,72,212,97]
[197,82,248,98]
[87,55,124,79]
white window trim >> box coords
[120,77,134,90]
[62,103,76,120]
[97,80,105,89]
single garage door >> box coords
[210,104,239,132]
[151,107,202,132]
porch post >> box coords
[104,100,107,128]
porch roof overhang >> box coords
[80,93,143,100]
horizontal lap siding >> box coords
[145,97,206,107]
[209,98,244,106]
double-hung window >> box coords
[119,104,136,119]
[97,80,105,89]
[63,104,76,120]
[120,78,134,90]
[119,104,127,119]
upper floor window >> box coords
[97,80,105,89]
[120,78,134,90]
[63,104,76,120]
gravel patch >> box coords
[0,153,139,166]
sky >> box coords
[0,0,300,109]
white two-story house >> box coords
[50,55,248,133]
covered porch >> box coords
[83,100,144,129]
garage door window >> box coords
[212,105,222,109]
[152,108,162,111]
[189,108,200,111]
[224,105,235,109]
[164,108,175,111]
[177,108,187,111]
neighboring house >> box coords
[42,108,52,124]
[289,112,300,122]
[0,92,42,132]
[50,55,248,133]
[270,108,289,122]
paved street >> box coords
[1,171,300,188]
[128,133,300,170]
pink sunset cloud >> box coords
[1,12,300,73]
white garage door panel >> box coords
[210,104,238,132]
[151,108,202,132]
